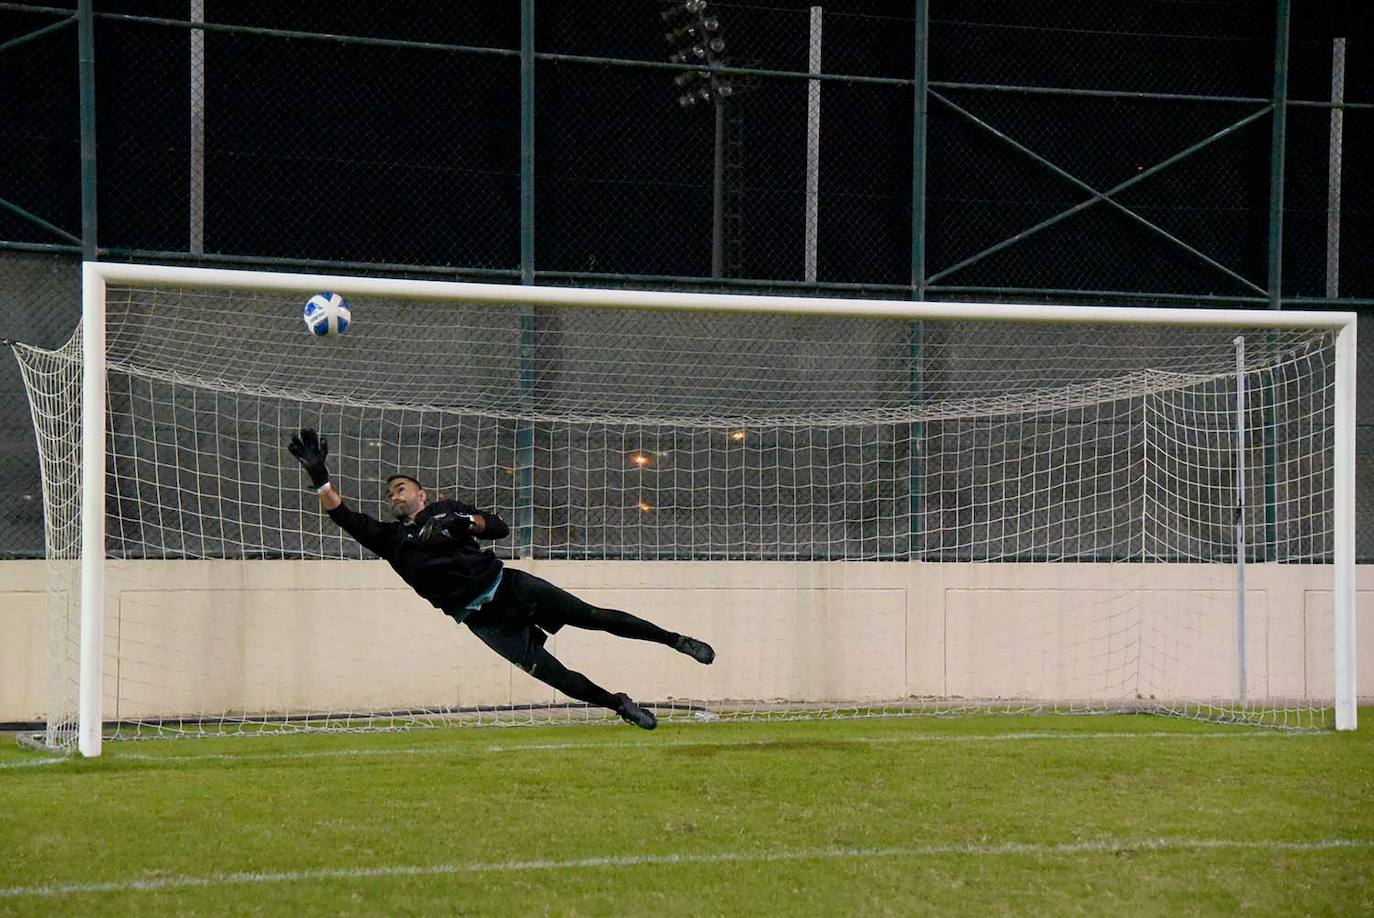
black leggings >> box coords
[461,569,679,711]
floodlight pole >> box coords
[712,97,725,278]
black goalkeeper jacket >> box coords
[327,498,509,613]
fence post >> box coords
[1265,0,1290,310]
[78,0,97,259]
[910,0,928,300]
[517,0,536,555]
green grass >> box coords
[2,712,1372,916]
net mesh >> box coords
[13,279,1342,747]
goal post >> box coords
[16,261,1358,756]
[1334,318,1357,732]
[79,261,107,757]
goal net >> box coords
[14,265,1357,753]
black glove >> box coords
[445,513,477,536]
[288,428,331,489]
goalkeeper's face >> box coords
[386,477,427,521]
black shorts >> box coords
[458,569,572,669]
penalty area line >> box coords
[2,837,1370,899]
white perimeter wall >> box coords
[2,559,1372,721]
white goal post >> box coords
[16,262,1358,755]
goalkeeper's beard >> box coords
[391,495,424,521]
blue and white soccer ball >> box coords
[303,292,351,337]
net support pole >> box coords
[1233,336,1247,706]
[514,0,536,557]
[78,262,106,757]
[1333,321,1356,730]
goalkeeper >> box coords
[288,428,714,730]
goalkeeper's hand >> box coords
[288,428,331,490]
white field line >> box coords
[4,728,1324,770]
[106,729,1309,765]
[2,837,1369,899]
[0,756,68,769]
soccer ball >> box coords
[303,292,351,337]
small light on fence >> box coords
[638,500,655,513]
[729,429,747,443]
[630,452,653,467]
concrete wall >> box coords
[2,559,1372,721]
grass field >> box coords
[2,712,1371,916]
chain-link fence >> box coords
[0,0,1370,557]
[2,1,1368,294]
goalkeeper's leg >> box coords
[466,618,657,730]
[507,570,715,664]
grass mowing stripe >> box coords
[105,729,1309,765]
[3,837,1369,899]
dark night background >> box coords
[2,0,1370,290]
[0,0,1370,557]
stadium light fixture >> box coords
[660,0,707,22]
[660,0,733,277]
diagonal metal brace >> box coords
[926,90,1271,296]
[0,195,81,244]
[0,14,75,56]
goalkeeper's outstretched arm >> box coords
[288,428,392,555]
[316,482,343,512]
[288,428,342,510]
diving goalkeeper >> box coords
[288,428,714,730]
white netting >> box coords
[14,333,83,751]
[13,278,1344,748]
